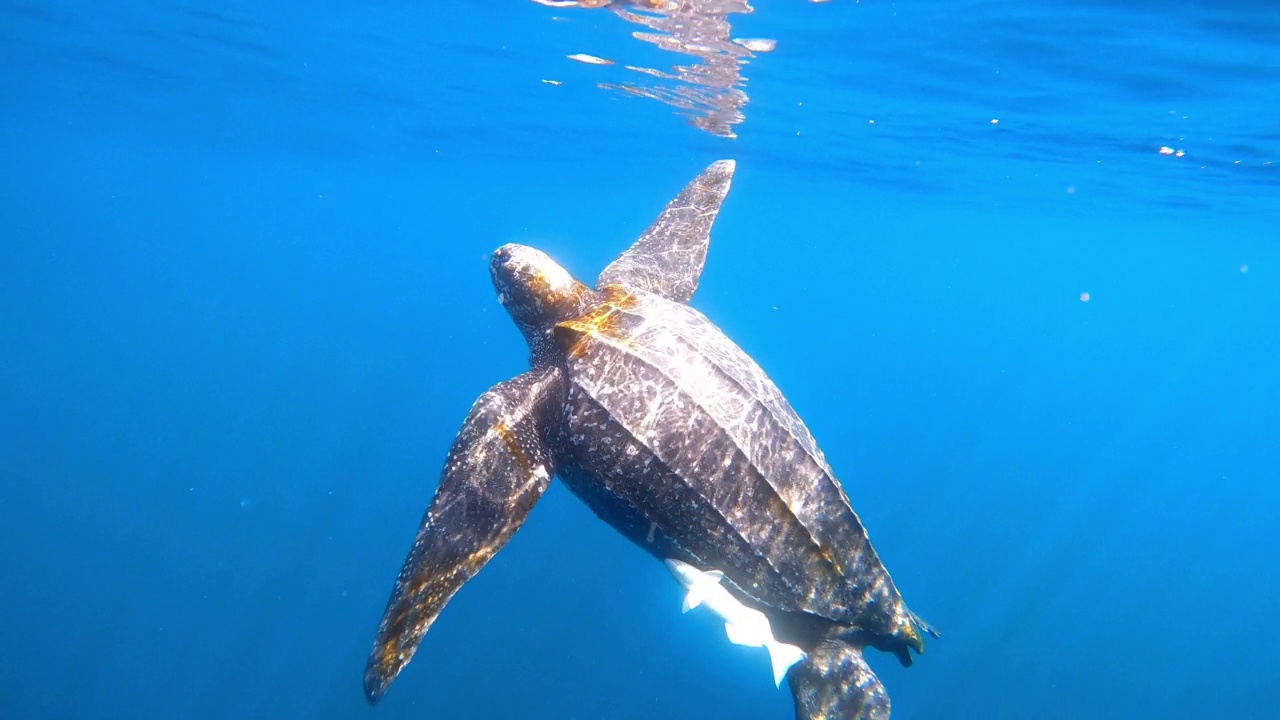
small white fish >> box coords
[665,558,807,686]
[733,37,777,53]
[566,53,614,66]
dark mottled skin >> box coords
[790,641,892,720]
[362,367,561,703]
[364,160,935,719]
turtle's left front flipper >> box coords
[364,365,563,704]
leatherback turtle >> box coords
[364,160,936,719]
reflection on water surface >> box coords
[535,0,778,138]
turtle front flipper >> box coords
[364,365,563,703]
[787,639,891,720]
[596,159,735,304]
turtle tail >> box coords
[787,638,891,720]
[885,608,941,667]
[911,610,941,643]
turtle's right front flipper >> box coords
[596,159,735,304]
[788,639,891,720]
[364,365,563,704]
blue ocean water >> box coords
[2,1,1277,718]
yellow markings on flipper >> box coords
[492,420,532,477]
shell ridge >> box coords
[627,296,874,573]
[566,331,802,602]
[572,309,849,610]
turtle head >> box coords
[491,243,589,357]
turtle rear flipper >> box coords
[787,639,890,720]
[596,159,734,304]
[364,366,562,703]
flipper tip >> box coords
[362,660,391,705]
[710,159,736,173]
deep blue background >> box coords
[2,1,1277,718]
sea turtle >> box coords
[364,160,936,719]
